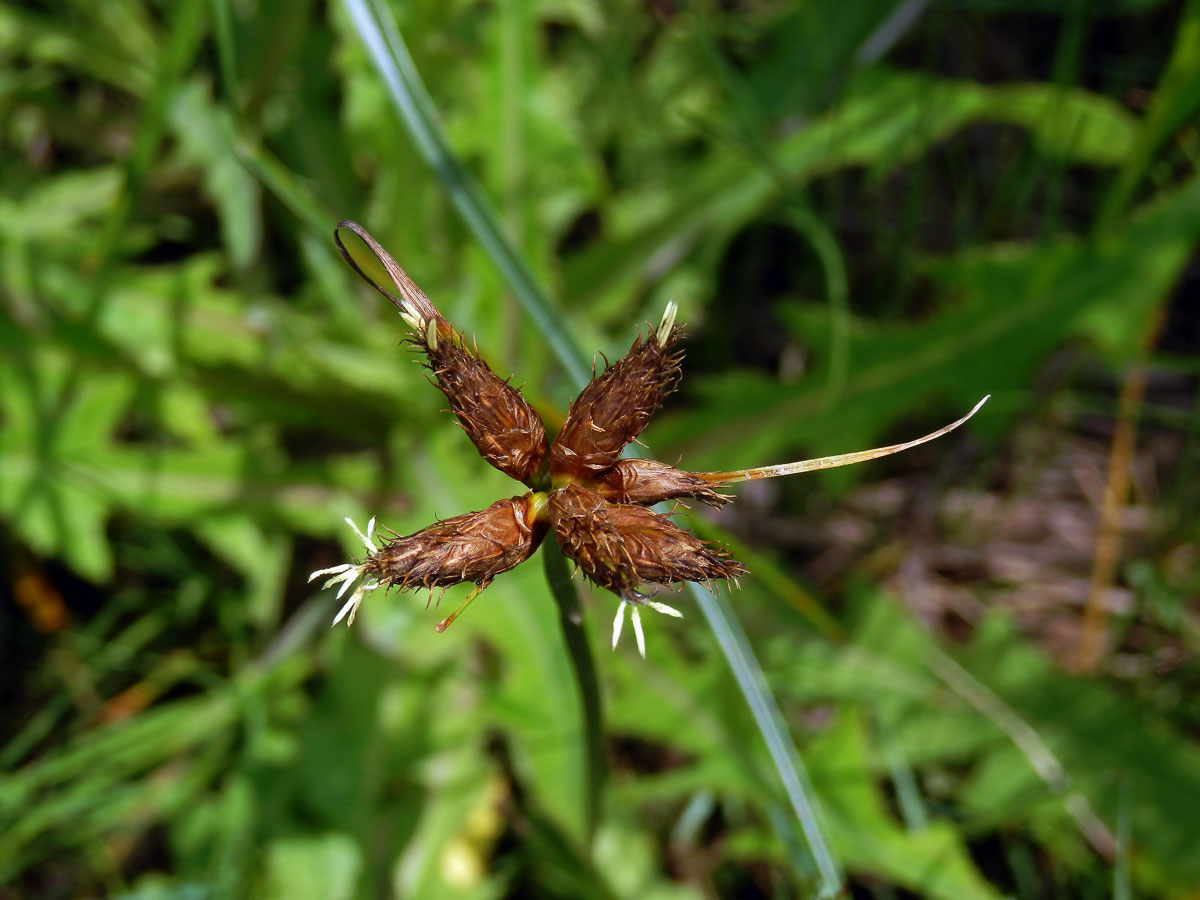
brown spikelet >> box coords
[548,484,635,592]
[605,502,746,587]
[548,484,745,594]
[335,220,548,486]
[322,222,987,638]
[595,458,731,508]
[364,495,546,590]
[422,324,548,486]
[549,327,683,480]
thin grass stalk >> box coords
[209,0,239,109]
[1095,0,1200,235]
[686,581,843,897]
[543,541,606,846]
[685,514,843,642]
[340,0,591,388]
[1114,778,1132,900]
[786,207,851,408]
[340,0,843,884]
[926,645,1116,856]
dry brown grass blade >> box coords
[333,220,440,328]
[1075,309,1165,672]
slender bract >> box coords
[700,395,991,485]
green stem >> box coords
[542,540,605,847]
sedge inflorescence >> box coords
[311,222,988,657]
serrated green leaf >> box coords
[807,708,1004,900]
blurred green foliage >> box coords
[2,0,1199,898]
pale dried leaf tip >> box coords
[701,395,991,484]
[656,301,678,348]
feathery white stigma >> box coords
[308,515,381,627]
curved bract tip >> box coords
[703,395,991,485]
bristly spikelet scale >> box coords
[419,323,548,486]
[547,484,745,595]
[547,484,635,593]
[604,501,746,588]
[549,326,683,480]
[596,458,731,508]
[363,495,545,591]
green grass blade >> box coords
[1115,778,1131,900]
[340,0,590,388]
[543,540,606,848]
[688,581,844,897]
[1097,0,1200,233]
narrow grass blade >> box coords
[543,541,606,847]
[689,581,844,898]
[340,0,590,388]
[926,647,1116,855]
[1097,0,1200,233]
[1115,778,1131,900]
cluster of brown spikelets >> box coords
[311,221,988,656]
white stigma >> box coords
[345,515,377,554]
[612,600,628,651]
[656,301,678,347]
[309,516,382,627]
[630,606,645,658]
[398,302,426,335]
[611,596,684,659]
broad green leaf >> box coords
[958,614,1200,892]
[262,833,362,900]
[390,749,504,900]
[806,708,1004,900]
[195,516,290,628]
[168,80,263,270]
[0,167,123,240]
